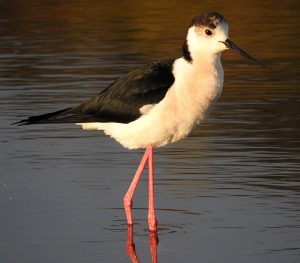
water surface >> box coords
[0,1,299,262]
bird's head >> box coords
[183,12,264,67]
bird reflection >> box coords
[126,226,159,263]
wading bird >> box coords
[14,12,263,232]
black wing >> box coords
[14,58,176,125]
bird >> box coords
[14,12,263,232]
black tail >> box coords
[12,108,74,126]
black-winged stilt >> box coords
[14,12,263,232]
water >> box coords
[1,0,300,262]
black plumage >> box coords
[14,59,175,125]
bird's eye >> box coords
[205,29,212,36]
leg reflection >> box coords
[126,226,159,263]
[126,225,140,263]
[149,230,159,263]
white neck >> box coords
[174,53,223,86]
[192,52,221,69]
[172,55,224,118]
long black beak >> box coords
[221,39,265,68]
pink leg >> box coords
[148,146,158,232]
[123,146,158,231]
[123,146,151,226]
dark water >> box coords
[1,0,300,262]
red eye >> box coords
[205,29,212,36]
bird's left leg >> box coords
[123,147,150,226]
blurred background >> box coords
[0,0,299,262]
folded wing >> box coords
[14,59,175,125]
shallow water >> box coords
[1,0,300,262]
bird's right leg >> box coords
[123,147,150,226]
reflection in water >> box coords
[149,231,159,263]
[126,226,139,263]
[126,226,159,263]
